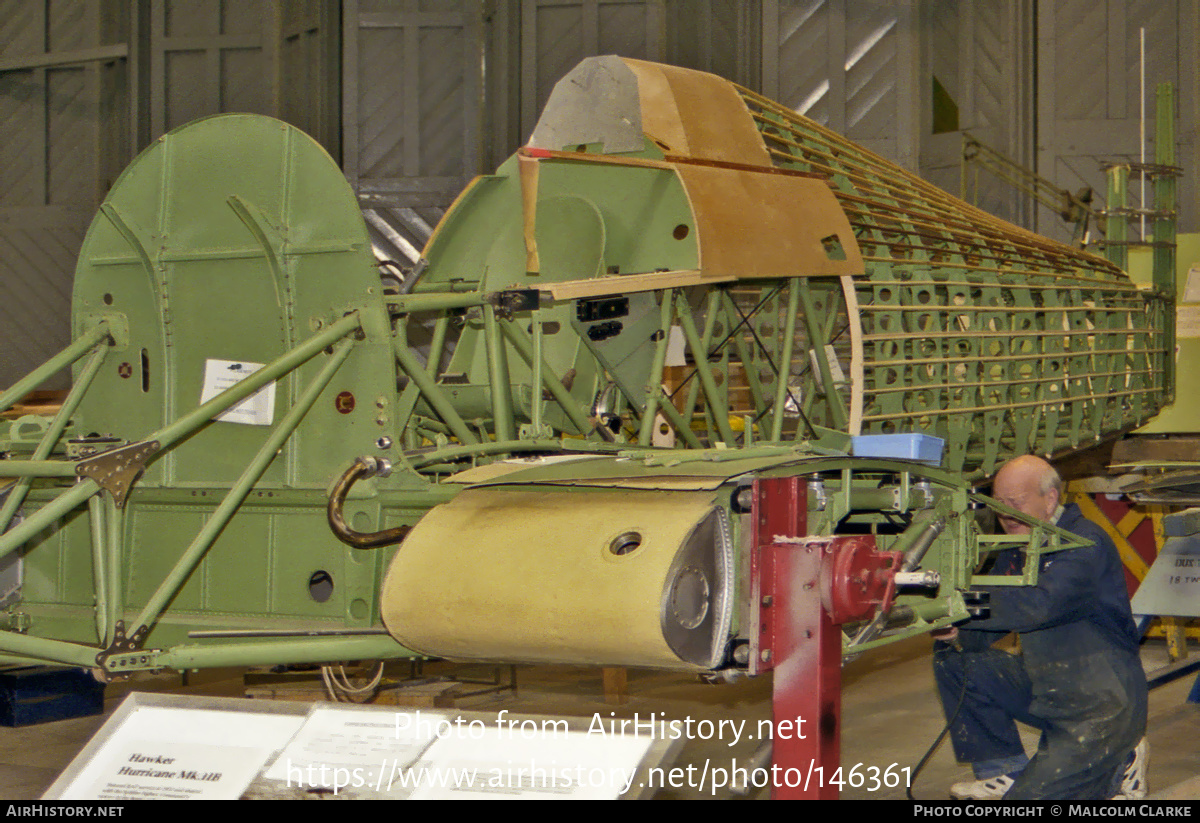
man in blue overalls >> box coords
[933,455,1148,800]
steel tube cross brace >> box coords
[0,322,111,414]
[127,338,357,641]
[0,344,108,532]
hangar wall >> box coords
[0,0,1196,387]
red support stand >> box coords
[751,476,901,800]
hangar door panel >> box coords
[1036,0,1197,241]
[0,0,121,389]
[761,0,917,170]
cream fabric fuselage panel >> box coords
[380,486,730,670]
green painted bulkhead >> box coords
[70,114,398,488]
[14,115,431,658]
[409,149,700,432]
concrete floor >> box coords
[2,637,1197,800]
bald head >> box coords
[992,455,1063,534]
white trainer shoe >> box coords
[1113,738,1149,800]
[950,774,1014,800]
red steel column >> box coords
[752,476,898,799]
[752,476,840,800]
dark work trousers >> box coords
[933,641,1144,800]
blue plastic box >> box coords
[851,433,945,466]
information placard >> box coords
[44,693,681,801]
[199,359,275,425]
[48,697,306,800]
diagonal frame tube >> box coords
[639,292,676,446]
[675,292,737,445]
[483,305,515,442]
[150,313,362,451]
[496,318,597,437]
[798,278,848,431]
[104,495,122,647]
[88,494,108,644]
[0,481,101,564]
[771,278,802,442]
[393,336,480,446]
[0,344,108,533]
[129,337,356,637]
[0,322,110,413]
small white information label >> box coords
[58,705,305,800]
[807,344,846,388]
[263,706,444,790]
[199,359,276,426]
[1131,534,1200,617]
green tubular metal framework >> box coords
[736,85,1171,473]
[0,58,1174,677]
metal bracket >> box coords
[1,611,31,633]
[75,440,159,508]
[95,620,156,674]
[808,474,827,511]
[576,295,629,322]
[963,590,991,618]
[915,479,935,510]
[487,289,541,318]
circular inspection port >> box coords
[608,531,642,556]
[308,570,334,602]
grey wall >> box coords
[1036,0,1197,241]
[0,0,339,388]
[0,0,127,389]
[1,0,1196,386]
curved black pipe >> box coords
[327,457,410,548]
